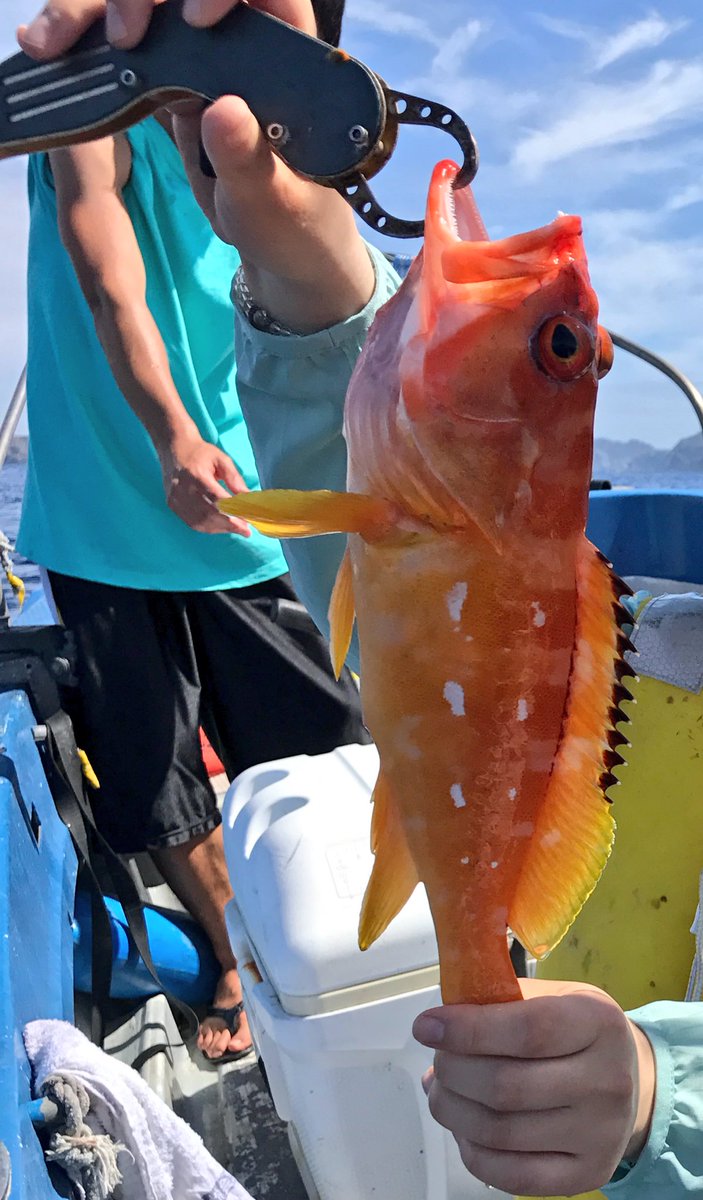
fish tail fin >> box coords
[328,546,356,679]
[509,539,635,959]
[358,770,420,951]
[218,489,394,539]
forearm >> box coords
[58,185,197,458]
[89,289,199,453]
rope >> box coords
[41,1074,130,1200]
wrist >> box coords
[154,420,203,465]
[238,241,376,336]
[624,1020,656,1163]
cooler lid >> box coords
[222,744,439,1014]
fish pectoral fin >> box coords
[358,771,420,951]
[509,539,634,960]
[219,489,393,539]
[328,545,356,678]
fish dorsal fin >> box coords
[328,545,356,679]
[358,770,420,951]
[219,489,394,538]
[509,539,635,959]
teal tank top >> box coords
[18,117,288,591]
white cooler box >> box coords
[222,743,508,1200]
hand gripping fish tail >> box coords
[221,160,636,1006]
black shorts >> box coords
[48,571,370,854]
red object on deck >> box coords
[199,729,226,777]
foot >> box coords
[197,967,252,1060]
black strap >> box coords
[44,710,199,1043]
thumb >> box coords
[201,95,276,196]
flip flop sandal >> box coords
[199,1001,253,1066]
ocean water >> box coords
[0,462,39,607]
[0,462,701,612]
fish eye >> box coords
[596,326,614,379]
[532,315,596,382]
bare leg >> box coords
[151,825,252,1060]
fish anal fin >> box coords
[358,771,420,951]
[219,489,394,539]
[509,538,634,959]
[328,545,356,679]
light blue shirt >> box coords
[18,116,287,591]
[235,246,703,1198]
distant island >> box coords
[5,433,703,483]
[592,434,703,485]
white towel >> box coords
[24,1019,255,1200]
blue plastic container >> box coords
[73,890,219,1004]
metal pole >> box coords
[0,367,27,474]
[609,332,703,436]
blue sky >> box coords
[1,0,702,447]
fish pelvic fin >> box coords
[509,539,635,960]
[358,771,420,951]
[328,545,356,679]
[218,489,394,539]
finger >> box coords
[168,485,250,535]
[183,0,316,36]
[428,1082,572,1154]
[432,1049,593,1113]
[413,993,611,1059]
[456,1139,593,1199]
[246,0,316,37]
[182,0,241,27]
[104,0,152,47]
[18,0,105,58]
[214,453,249,496]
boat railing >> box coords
[0,367,26,475]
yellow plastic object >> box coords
[517,673,703,1200]
[78,749,101,790]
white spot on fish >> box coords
[446,582,468,624]
[495,512,505,528]
[517,698,529,722]
[491,861,499,869]
[465,635,474,644]
[450,783,467,809]
[395,715,423,762]
[508,787,517,800]
[531,601,546,628]
[443,681,466,717]
[541,829,562,848]
[461,856,470,865]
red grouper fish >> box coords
[221,159,637,1005]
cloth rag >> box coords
[24,1019,255,1200]
[630,592,703,694]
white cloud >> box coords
[430,19,485,78]
[345,0,445,48]
[594,15,689,72]
[532,15,591,46]
[666,184,703,212]
[513,59,703,179]
[533,11,689,72]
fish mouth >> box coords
[425,160,585,303]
